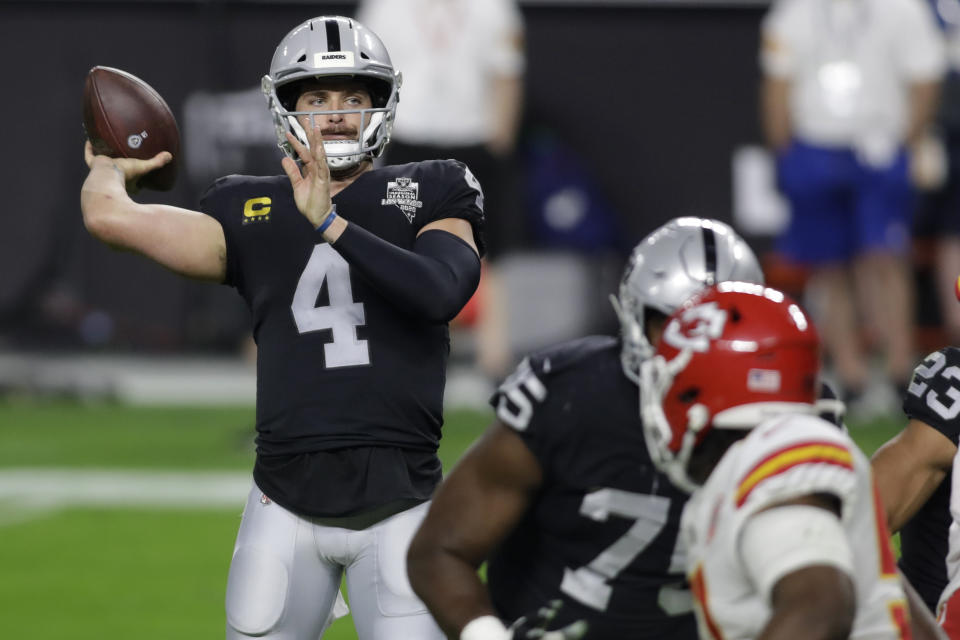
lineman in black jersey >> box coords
[873,347,960,616]
[80,16,482,640]
[408,218,765,640]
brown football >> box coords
[82,66,180,191]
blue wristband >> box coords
[316,206,337,234]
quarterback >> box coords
[407,218,764,639]
[80,16,482,640]
[641,283,940,639]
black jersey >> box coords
[899,347,960,612]
[487,336,697,639]
[201,159,484,516]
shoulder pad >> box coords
[200,174,286,207]
[379,158,464,180]
[903,348,960,441]
[733,415,858,512]
[525,335,619,379]
[491,336,618,431]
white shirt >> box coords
[682,415,909,639]
[761,0,945,165]
[358,0,525,146]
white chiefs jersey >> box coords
[681,413,910,639]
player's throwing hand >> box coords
[83,140,172,195]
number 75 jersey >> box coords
[200,160,484,456]
[488,336,698,639]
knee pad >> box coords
[225,546,289,636]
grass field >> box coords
[0,401,904,639]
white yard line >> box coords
[0,469,251,527]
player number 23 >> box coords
[907,351,960,421]
[291,244,370,368]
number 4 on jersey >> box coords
[291,244,370,368]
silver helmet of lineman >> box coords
[612,217,764,383]
[262,16,401,171]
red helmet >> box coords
[640,282,820,491]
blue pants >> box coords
[776,140,913,265]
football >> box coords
[82,66,180,191]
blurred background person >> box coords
[760,0,946,417]
[914,0,960,349]
[357,0,526,380]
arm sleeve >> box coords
[330,225,481,324]
[422,160,486,258]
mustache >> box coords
[317,124,358,137]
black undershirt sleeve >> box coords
[330,223,481,324]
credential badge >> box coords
[381,177,423,223]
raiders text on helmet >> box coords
[262,16,402,171]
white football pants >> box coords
[225,484,443,639]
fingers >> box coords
[286,125,331,181]
[307,122,327,160]
[122,153,169,177]
[285,131,312,167]
[280,156,301,186]
[145,150,173,171]
[84,142,171,175]
[308,123,332,182]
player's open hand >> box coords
[83,140,172,195]
[282,123,334,229]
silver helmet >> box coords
[262,16,401,171]
[612,217,764,383]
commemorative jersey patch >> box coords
[381,177,423,223]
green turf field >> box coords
[0,401,904,639]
